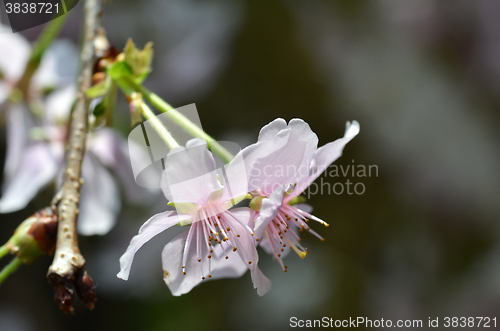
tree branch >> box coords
[46,0,102,314]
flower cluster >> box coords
[118,118,359,296]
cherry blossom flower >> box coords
[243,118,360,270]
[118,138,271,296]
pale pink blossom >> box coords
[243,119,360,269]
[118,138,271,296]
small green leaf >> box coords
[108,61,134,80]
[93,98,108,117]
[123,39,154,82]
[85,78,111,98]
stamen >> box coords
[284,237,307,259]
[182,223,196,275]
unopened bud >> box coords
[6,207,58,263]
[75,270,97,310]
[92,72,107,86]
[128,92,144,126]
[51,278,75,314]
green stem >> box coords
[0,245,9,259]
[122,77,234,163]
[15,13,70,95]
[141,103,180,149]
[0,257,23,285]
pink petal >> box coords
[117,211,190,281]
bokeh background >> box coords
[1,0,500,330]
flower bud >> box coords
[5,207,57,263]
[128,92,144,126]
[75,270,97,310]
[53,281,75,314]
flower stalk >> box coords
[141,102,180,149]
[120,76,234,163]
[0,245,8,259]
[0,257,22,285]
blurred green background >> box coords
[1,0,500,330]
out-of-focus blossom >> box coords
[0,27,154,235]
[118,138,271,296]
[243,119,359,269]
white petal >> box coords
[209,245,248,279]
[32,40,79,90]
[77,155,121,236]
[288,118,319,179]
[241,127,291,192]
[3,105,33,183]
[226,208,272,296]
[89,128,159,204]
[118,211,189,281]
[162,138,222,204]
[0,25,30,83]
[220,150,250,202]
[43,85,76,125]
[253,186,285,239]
[0,25,30,104]
[292,121,359,197]
[162,228,248,296]
[0,143,58,213]
[242,118,319,194]
[252,266,272,296]
[260,225,299,260]
[257,118,288,142]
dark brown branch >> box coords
[46,0,102,314]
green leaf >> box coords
[85,78,111,98]
[123,39,154,82]
[108,61,134,80]
[93,100,108,117]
